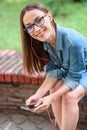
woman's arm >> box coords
[33,83,70,112]
[64,43,86,90]
[50,83,70,102]
[35,77,58,98]
[26,77,58,106]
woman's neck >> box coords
[48,28,56,48]
[47,23,56,48]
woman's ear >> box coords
[48,12,53,22]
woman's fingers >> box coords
[33,100,49,113]
[26,96,36,106]
[34,99,42,107]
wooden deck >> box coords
[0,50,45,84]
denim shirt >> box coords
[43,24,87,90]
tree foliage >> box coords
[46,0,82,17]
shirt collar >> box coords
[55,23,62,50]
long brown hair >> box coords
[20,3,54,74]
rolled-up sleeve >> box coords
[64,74,80,89]
[44,62,63,79]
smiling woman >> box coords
[19,2,87,130]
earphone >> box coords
[30,37,61,68]
[30,37,50,62]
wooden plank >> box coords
[0,50,45,84]
[0,51,21,71]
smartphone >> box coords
[21,105,35,111]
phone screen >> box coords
[21,105,35,111]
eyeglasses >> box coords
[24,13,47,33]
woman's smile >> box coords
[35,29,46,37]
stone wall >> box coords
[0,83,87,128]
[0,83,38,111]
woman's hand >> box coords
[26,94,40,107]
[33,95,53,113]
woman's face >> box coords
[23,9,54,42]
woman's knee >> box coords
[62,92,76,106]
[62,85,86,105]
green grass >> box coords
[0,0,87,50]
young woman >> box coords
[20,2,87,130]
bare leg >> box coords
[50,79,64,129]
[61,85,86,130]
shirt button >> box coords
[48,50,50,52]
[55,62,57,65]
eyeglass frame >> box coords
[24,13,48,33]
